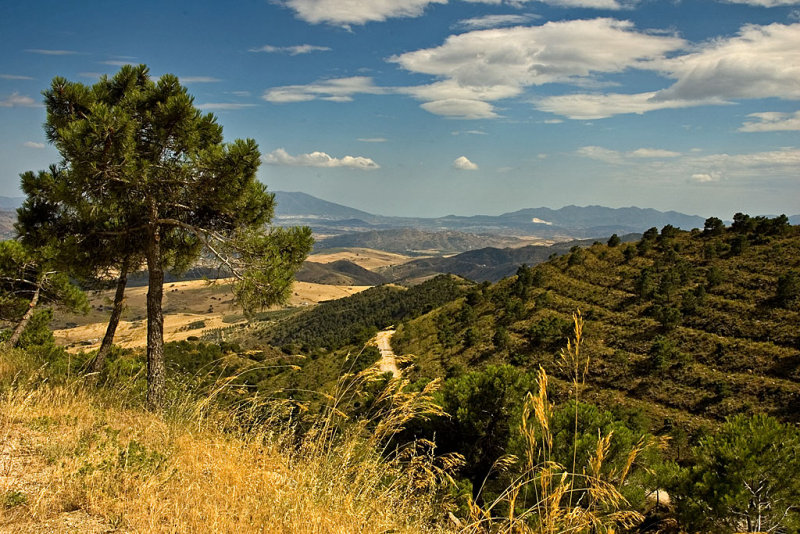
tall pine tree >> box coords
[32,64,312,409]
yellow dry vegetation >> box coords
[0,354,456,534]
[52,280,370,352]
[307,248,415,270]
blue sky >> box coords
[1,0,798,218]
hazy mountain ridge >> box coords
[314,228,527,255]
[273,191,730,239]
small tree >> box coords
[0,240,88,348]
[40,65,313,409]
[607,233,621,247]
[703,216,725,236]
[673,414,800,533]
[775,270,800,309]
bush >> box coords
[672,414,800,533]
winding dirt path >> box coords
[375,330,399,377]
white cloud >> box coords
[283,0,446,25]
[453,155,479,170]
[721,0,800,6]
[179,76,222,83]
[0,93,38,107]
[535,21,800,119]
[629,148,681,158]
[421,98,499,119]
[23,141,45,149]
[264,76,385,103]
[263,148,380,169]
[451,129,488,135]
[196,102,257,110]
[578,146,681,163]
[691,172,722,183]
[739,110,800,131]
[100,60,135,66]
[653,23,800,103]
[456,14,539,30]
[390,19,684,118]
[537,91,724,119]
[24,48,77,55]
[537,0,629,7]
[577,145,625,164]
[249,44,331,55]
[0,74,33,80]
[357,137,388,142]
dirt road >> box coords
[375,330,399,377]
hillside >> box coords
[295,259,389,286]
[391,218,800,441]
[381,234,639,283]
[315,228,528,255]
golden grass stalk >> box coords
[463,312,645,534]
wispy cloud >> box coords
[196,102,257,110]
[721,0,800,6]
[264,76,386,103]
[453,155,479,170]
[357,137,388,142]
[263,148,380,170]
[25,48,77,55]
[179,76,222,83]
[249,44,331,55]
[456,14,539,30]
[0,74,33,80]
[0,93,38,107]
[23,141,45,149]
[739,111,800,132]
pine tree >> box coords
[37,65,312,409]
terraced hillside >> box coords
[392,218,800,441]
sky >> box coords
[1,0,798,219]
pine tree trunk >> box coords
[88,257,129,378]
[146,224,165,411]
[6,284,41,348]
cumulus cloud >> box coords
[263,148,380,169]
[453,156,479,170]
[264,76,386,103]
[249,44,331,55]
[23,141,45,149]
[739,110,800,131]
[283,0,445,25]
[390,19,684,118]
[0,93,38,107]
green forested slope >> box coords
[392,218,800,436]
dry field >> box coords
[307,247,416,270]
[52,279,370,351]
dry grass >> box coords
[0,352,457,533]
[52,280,371,352]
[462,313,646,533]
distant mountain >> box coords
[273,191,378,223]
[0,197,23,211]
[273,191,708,240]
[315,228,526,255]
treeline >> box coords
[258,275,472,352]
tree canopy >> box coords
[30,64,312,408]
